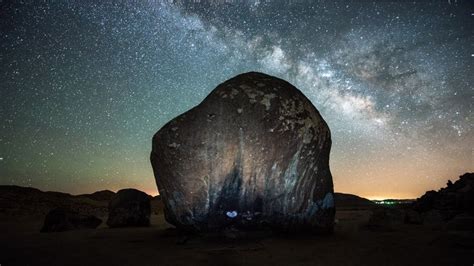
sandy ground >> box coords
[1,210,473,266]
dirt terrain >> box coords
[1,185,472,266]
[1,209,473,266]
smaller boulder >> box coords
[413,190,437,212]
[41,207,102,232]
[107,189,151,228]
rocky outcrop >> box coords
[395,172,474,228]
[41,207,102,232]
[413,173,473,220]
[150,72,334,234]
[106,189,151,228]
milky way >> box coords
[1,0,472,198]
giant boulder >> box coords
[150,72,335,233]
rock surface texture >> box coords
[151,72,335,233]
[106,189,151,228]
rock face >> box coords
[150,72,334,233]
[106,189,151,228]
[41,207,102,232]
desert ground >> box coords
[1,207,473,266]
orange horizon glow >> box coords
[36,185,419,200]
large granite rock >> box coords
[41,207,102,232]
[150,72,334,233]
[106,189,151,228]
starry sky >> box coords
[1,0,472,199]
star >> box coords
[0,0,471,199]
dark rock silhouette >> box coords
[414,190,438,213]
[106,189,151,228]
[413,172,473,223]
[41,207,102,232]
[364,173,474,230]
[150,72,334,233]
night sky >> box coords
[1,0,472,199]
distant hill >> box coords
[0,185,163,217]
[334,192,376,210]
[0,185,378,217]
[0,185,109,217]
